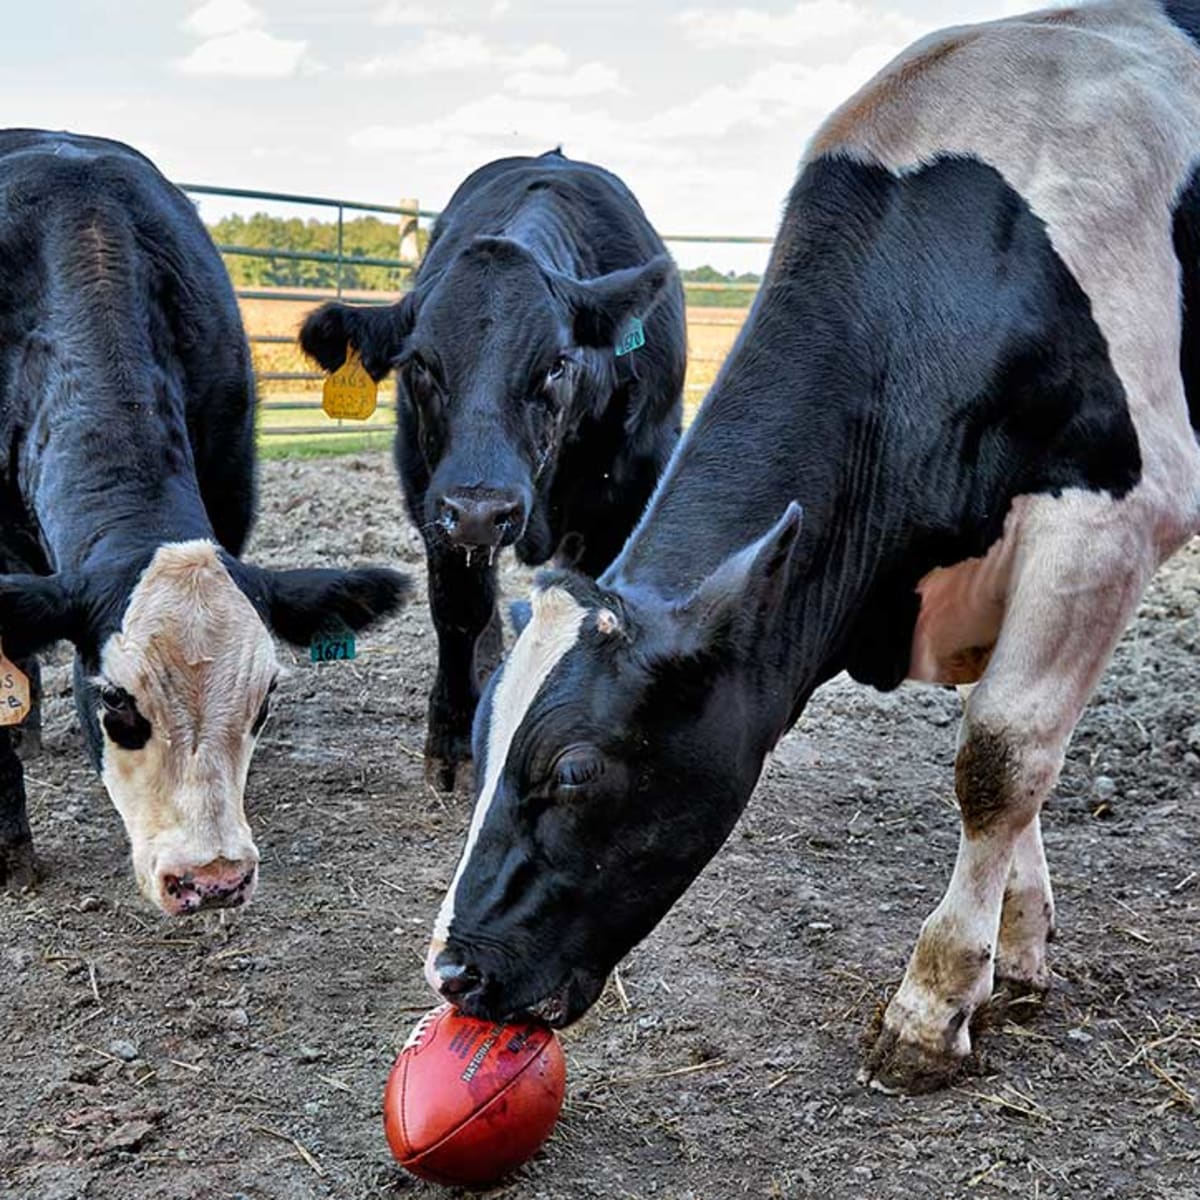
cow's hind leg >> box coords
[862,505,1154,1093]
[995,814,1055,996]
[0,727,35,890]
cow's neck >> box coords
[604,161,965,743]
[23,359,215,572]
[605,295,892,732]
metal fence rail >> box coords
[180,180,770,439]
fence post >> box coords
[399,197,420,286]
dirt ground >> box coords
[2,451,1197,1200]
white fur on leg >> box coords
[995,815,1055,992]
[860,819,1018,1093]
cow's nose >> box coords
[433,952,484,1004]
[159,856,258,916]
[438,492,526,549]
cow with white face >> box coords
[426,1,1200,1093]
[0,131,408,911]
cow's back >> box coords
[0,130,255,553]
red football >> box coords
[383,1003,566,1186]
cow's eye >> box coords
[546,355,570,385]
[99,685,152,750]
[551,745,605,790]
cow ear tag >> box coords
[310,620,357,665]
[0,641,30,726]
[614,316,645,358]
[323,346,379,420]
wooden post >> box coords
[399,197,420,288]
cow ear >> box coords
[298,294,416,382]
[0,573,82,657]
[549,255,677,349]
[231,564,410,647]
[677,502,805,649]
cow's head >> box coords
[0,541,407,915]
[300,238,676,562]
[423,504,803,1025]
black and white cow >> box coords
[423,2,1200,1094]
[300,150,685,791]
[0,131,407,912]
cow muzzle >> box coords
[436,487,527,552]
[425,940,603,1029]
[155,854,258,916]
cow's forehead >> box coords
[100,541,275,710]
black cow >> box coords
[423,3,1200,1094]
[300,150,685,791]
[0,130,407,912]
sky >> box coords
[5,0,1026,272]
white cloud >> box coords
[372,1,452,26]
[352,32,567,77]
[182,0,260,38]
[677,0,920,51]
[505,61,625,98]
[177,0,318,78]
[176,28,312,77]
[650,40,909,139]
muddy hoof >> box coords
[859,1012,969,1095]
[993,957,1052,999]
[1,839,38,892]
[424,751,475,796]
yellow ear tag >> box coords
[322,346,379,421]
[0,642,30,727]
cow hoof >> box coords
[425,755,458,794]
[994,959,1051,998]
[859,994,971,1094]
[425,753,475,795]
[424,724,473,794]
[0,839,38,892]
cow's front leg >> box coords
[0,727,35,891]
[11,655,42,758]
[862,515,1152,1092]
[425,548,499,793]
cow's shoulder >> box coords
[770,153,1143,688]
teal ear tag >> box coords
[615,316,646,357]
[310,623,357,664]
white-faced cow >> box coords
[423,2,1200,1094]
[0,131,408,913]
[299,150,685,791]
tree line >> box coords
[206,213,760,307]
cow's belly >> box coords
[908,505,1025,685]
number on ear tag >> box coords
[0,643,30,726]
[615,316,646,358]
[323,346,379,421]
[310,628,357,664]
